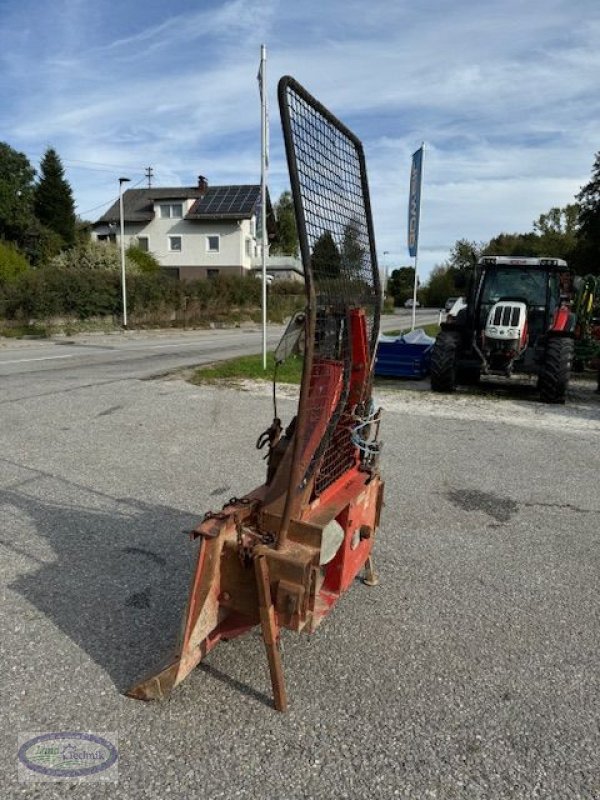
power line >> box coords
[76,174,147,217]
[23,151,151,174]
[77,196,116,216]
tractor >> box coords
[430,256,577,403]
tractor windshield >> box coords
[477,267,561,337]
[480,267,554,307]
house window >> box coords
[207,269,219,279]
[168,236,182,252]
[160,203,183,218]
[206,235,220,253]
[137,237,149,252]
[245,238,252,257]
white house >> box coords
[92,177,277,281]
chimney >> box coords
[197,175,208,194]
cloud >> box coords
[1,0,597,276]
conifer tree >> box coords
[311,230,341,281]
[34,147,76,247]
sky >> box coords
[0,0,598,278]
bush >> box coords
[128,272,182,312]
[0,241,30,283]
[126,245,161,274]
[184,275,261,311]
[49,240,143,274]
[0,267,305,327]
[0,267,120,319]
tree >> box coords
[311,231,341,281]
[387,266,416,305]
[482,231,543,258]
[574,152,600,274]
[21,217,64,266]
[481,204,579,265]
[34,147,76,247]
[341,217,365,275]
[446,239,481,270]
[0,142,36,245]
[270,191,299,256]
[423,264,458,308]
[533,204,578,259]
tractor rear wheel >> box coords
[430,331,460,392]
[538,337,574,404]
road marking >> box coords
[0,354,76,365]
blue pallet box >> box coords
[375,329,435,378]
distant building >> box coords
[250,255,304,283]
[92,176,282,281]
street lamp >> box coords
[382,251,390,294]
[119,177,131,328]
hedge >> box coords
[0,269,304,324]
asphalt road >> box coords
[1,318,598,799]
[0,309,439,404]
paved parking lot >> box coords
[1,365,599,798]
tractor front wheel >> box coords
[430,331,460,392]
[538,337,574,404]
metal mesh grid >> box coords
[283,86,379,352]
[279,77,380,495]
[314,409,356,496]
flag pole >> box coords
[411,251,419,330]
[260,44,268,370]
[408,142,424,331]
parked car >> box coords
[404,299,421,308]
[444,296,459,312]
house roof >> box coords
[95,184,266,225]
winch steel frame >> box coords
[126,76,384,711]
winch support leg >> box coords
[363,554,379,587]
[254,554,288,712]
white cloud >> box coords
[1,0,597,277]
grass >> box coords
[383,323,440,338]
[0,324,49,338]
[190,352,304,386]
[190,323,442,386]
[0,319,123,338]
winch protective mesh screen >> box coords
[279,77,381,494]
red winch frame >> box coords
[126,77,383,710]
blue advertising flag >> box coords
[407,146,423,258]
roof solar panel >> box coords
[189,185,260,217]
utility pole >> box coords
[145,166,153,188]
